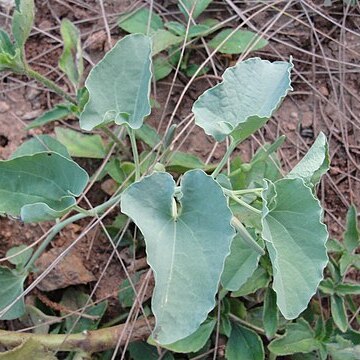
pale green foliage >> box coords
[268,319,320,355]
[0,266,27,320]
[59,19,83,89]
[10,135,70,159]
[192,58,293,142]
[80,34,152,131]
[262,178,328,319]
[25,105,72,130]
[263,287,278,338]
[118,7,163,35]
[225,323,264,360]
[55,127,107,159]
[12,0,34,51]
[221,234,261,291]
[149,318,216,353]
[121,170,235,344]
[6,245,33,268]
[208,29,268,54]
[344,205,359,253]
[288,132,329,186]
[0,152,88,222]
[178,0,212,20]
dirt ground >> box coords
[0,0,359,356]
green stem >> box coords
[229,314,280,338]
[225,191,262,215]
[212,140,238,178]
[24,66,77,104]
[128,127,140,181]
[102,127,130,156]
[231,188,263,195]
[24,193,123,273]
[24,213,86,273]
[231,217,265,255]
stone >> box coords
[0,101,10,113]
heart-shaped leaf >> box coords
[121,170,235,344]
[0,152,88,222]
[80,34,152,131]
[192,58,293,142]
[261,178,328,319]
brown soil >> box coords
[0,0,359,358]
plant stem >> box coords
[24,66,77,104]
[23,212,87,273]
[231,188,263,195]
[0,317,154,353]
[212,140,238,178]
[225,191,262,215]
[101,127,130,156]
[128,127,140,181]
[229,314,280,338]
[24,193,123,273]
[231,217,265,255]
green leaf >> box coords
[188,24,212,38]
[10,134,70,159]
[151,29,183,55]
[128,341,174,360]
[326,336,360,360]
[59,19,83,89]
[55,127,107,159]
[0,29,15,55]
[231,267,270,297]
[23,305,61,334]
[335,283,360,296]
[208,29,268,54]
[0,338,57,360]
[12,0,34,50]
[261,178,328,319]
[166,151,207,173]
[25,104,72,130]
[192,58,293,142]
[165,21,186,36]
[61,288,107,332]
[0,266,27,320]
[268,319,320,355]
[6,245,33,268]
[118,7,163,35]
[0,152,88,222]
[153,55,173,80]
[344,205,359,253]
[80,34,152,131]
[221,234,261,291]
[331,294,348,332]
[121,170,235,344]
[134,123,161,148]
[178,0,212,20]
[149,318,216,353]
[225,322,265,360]
[287,132,329,186]
[118,271,144,308]
[263,287,278,338]
[105,158,135,185]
